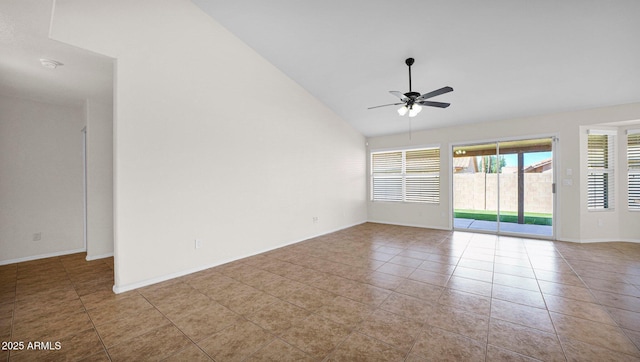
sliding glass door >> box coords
[453,138,554,238]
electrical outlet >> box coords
[33,232,41,241]
[195,239,202,249]
[312,216,319,223]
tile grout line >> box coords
[551,245,640,356]
[62,257,113,362]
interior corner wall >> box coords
[50,0,367,292]
[86,99,114,260]
[366,102,640,243]
[0,95,85,264]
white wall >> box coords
[85,99,114,260]
[0,95,85,264]
[50,0,367,292]
[367,102,640,242]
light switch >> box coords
[563,179,573,186]
[566,168,572,176]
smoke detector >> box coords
[40,58,64,69]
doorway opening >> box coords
[452,137,555,238]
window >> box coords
[628,130,640,210]
[587,130,615,210]
[371,147,440,203]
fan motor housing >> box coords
[404,91,421,99]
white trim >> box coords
[370,143,441,154]
[0,248,86,266]
[449,134,558,239]
[557,237,640,244]
[86,252,114,261]
[367,220,451,231]
[81,127,88,252]
[113,221,366,294]
[449,133,558,149]
[587,129,617,136]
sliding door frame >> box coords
[450,134,558,240]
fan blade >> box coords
[389,91,408,101]
[417,101,450,108]
[368,102,404,110]
[416,86,453,101]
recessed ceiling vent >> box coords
[39,58,64,69]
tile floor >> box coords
[1,222,640,361]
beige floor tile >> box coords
[380,292,436,322]
[360,270,405,290]
[95,306,171,347]
[376,262,416,278]
[492,263,535,279]
[5,225,640,361]
[280,314,351,359]
[327,332,406,361]
[490,298,554,333]
[161,344,213,361]
[550,312,640,356]
[426,304,489,342]
[281,285,337,311]
[485,344,540,362]
[488,318,565,361]
[86,293,155,325]
[492,284,546,309]
[395,279,444,303]
[493,273,540,292]
[410,325,486,361]
[247,299,310,335]
[591,289,640,313]
[543,294,617,325]
[408,268,452,287]
[560,337,640,362]
[445,275,493,297]
[244,339,313,361]
[197,320,274,362]
[538,280,597,303]
[358,309,423,352]
[107,324,192,361]
[315,295,374,327]
[451,266,494,283]
[439,288,491,316]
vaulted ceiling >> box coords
[2,1,639,137]
[193,0,640,136]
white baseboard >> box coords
[0,248,86,266]
[367,219,451,231]
[86,252,114,261]
[113,221,367,294]
[557,237,640,244]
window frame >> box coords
[627,129,640,211]
[586,129,616,211]
[370,146,441,204]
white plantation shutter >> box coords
[587,131,615,210]
[405,148,440,203]
[628,130,640,210]
[371,147,440,203]
[372,152,403,201]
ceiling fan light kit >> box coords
[369,57,453,117]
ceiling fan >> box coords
[368,58,453,117]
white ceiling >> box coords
[0,0,112,107]
[2,1,639,136]
[193,0,640,137]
